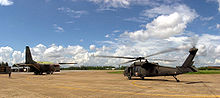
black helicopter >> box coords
[96,47,198,82]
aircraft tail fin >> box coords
[25,46,36,64]
[181,47,198,67]
[179,47,198,72]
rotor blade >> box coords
[120,59,138,64]
[145,48,180,57]
[95,55,136,59]
[149,59,177,62]
[59,63,77,64]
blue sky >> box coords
[0,0,220,66]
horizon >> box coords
[0,0,220,67]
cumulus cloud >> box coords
[0,46,13,62]
[1,34,220,67]
[123,4,198,41]
[89,45,96,50]
[0,0,13,6]
[12,51,23,64]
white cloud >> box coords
[215,59,220,64]
[57,7,87,18]
[89,0,179,10]
[12,51,23,64]
[53,24,64,32]
[0,0,13,6]
[1,34,220,67]
[0,46,14,65]
[105,34,109,38]
[124,17,147,23]
[123,4,198,41]
[89,0,130,9]
[89,45,96,50]
[200,16,214,21]
[113,30,120,33]
[217,24,220,29]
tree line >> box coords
[0,62,9,66]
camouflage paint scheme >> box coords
[123,47,198,82]
[17,46,60,75]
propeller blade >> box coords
[145,48,180,57]
[148,59,176,62]
[120,59,138,64]
[59,63,77,64]
[95,55,136,59]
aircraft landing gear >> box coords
[128,76,132,80]
[127,68,132,80]
[34,71,39,75]
[173,75,180,82]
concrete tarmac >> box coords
[0,70,220,98]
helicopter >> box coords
[96,47,198,82]
[16,46,77,75]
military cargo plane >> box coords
[16,46,77,75]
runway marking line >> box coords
[131,80,154,89]
[54,85,220,98]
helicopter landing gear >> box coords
[173,75,180,82]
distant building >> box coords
[207,66,220,69]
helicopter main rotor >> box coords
[95,48,179,64]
